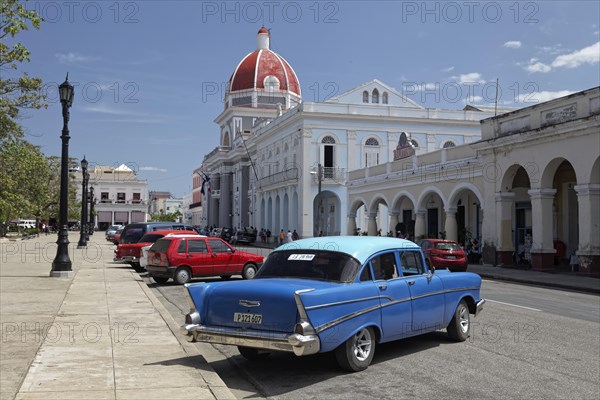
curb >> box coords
[134,273,237,400]
[477,272,600,295]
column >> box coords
[495,192,515,267]
[389,213,399,234]
[444,207,458,242]
[414,210,426,239]
[347,213,357,236]
[528,188,557,272]
[574,184,600,276]
[219,172,232,228]
[367,212,378,236]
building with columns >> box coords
[200,28,499,238]
[347,87,599,276]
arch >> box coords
[314,190,341,236]
[500,164,532,191]
[368,194,390,214]
[416,186,448,211]
[391,191,417,212]
[372,88,379,104]
[448,182,484,208]
[382,92,388,104]
[362,91,369,103]
[275,195,281,231]
[321,135,336,144]
[283,193,289,231]
[365,137,380,146]
[291,191,299,231]
[349,197,368,215]
[442,140,456,149]
[541,157,578,188]
[591,156,600,184]
[222,130,231,147]
[260,198,266,229]
[267,197,273,230]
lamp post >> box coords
[77,157,89,248]
[312,163,323,236]
[50,74,75,277]
[88,186,95,236]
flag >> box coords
[200,173,211,195]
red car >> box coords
[114,229,199,269]
[416,239,468,272]
[146,235,264,284]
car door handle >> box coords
[408,280,415,285]
[378,284,387,290]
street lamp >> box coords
[50,74,75,277]
[88,186,95,236]
[77,157,89,248]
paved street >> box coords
[145,259,600,400]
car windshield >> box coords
[139,233,164,243]
[149,239,172,253]
[255,250,361,283]
[435,242,462,251]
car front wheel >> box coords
[174,267,191,285]
[447,299,470,341]
[335,326,375,372]
[242,264,257,280]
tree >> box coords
[150,211,182,222]
[0,0,46,139]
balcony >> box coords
[257,167,299,190]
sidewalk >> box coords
[0,233,235,400]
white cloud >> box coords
[442,66,455,72]
[504,41,522,49]
[516,90,574,103]
[55,52,97,63]
[140,166,167,172]
[453,72,485,85]
[525,58,552,73]
[551,41,600,68]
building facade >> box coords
[83,164,148,230]
[201,28,500,238]
[348,87,600,276]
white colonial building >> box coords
[200,28,501,238]
[83,164,148,230]
[348,87,600,276]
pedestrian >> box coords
[279,229,285,245]
[287,230,292,243]
[292,229,298,241]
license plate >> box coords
[234,312,263,324]
[446,255,456,259]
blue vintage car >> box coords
[181,237,485,371]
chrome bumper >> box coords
[474,298,486,317]
[180,324,320,356]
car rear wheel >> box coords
[151,276,169,284]
[237,346,270,361]
[335,326,375,372]
[174,267,191,285]
[242,264,257,280]
[447,300,470,341]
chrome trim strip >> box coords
[475,298,486,317]
[315,303,382,333]
[293,289,314,321]
[305,295,389,311]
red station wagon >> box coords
[114,229,199,268]
[417,239,468,272]
[146,236,265,284]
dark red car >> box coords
[416,239,468,272]
[114,229,199,269]
[146,235,264,284]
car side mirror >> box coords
[430,266,435,273]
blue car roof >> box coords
[275,236,420,264]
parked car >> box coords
[180,236,485,372]
[146,236,264,284]
[139,245,152,269]
[111,228,124,245]
[119,222,198,245]
[416,239,468,272]
[114,229,200,268]
[106,225,123,242]
[231,228,257,245]
[220,227,234,242]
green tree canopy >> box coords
[0,0,46,139]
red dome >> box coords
[228,30,301,97]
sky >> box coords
[11,0,600,198]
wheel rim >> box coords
[352,328,372,362]
[178,270,189,282]
[458,304,469,333]
[245,266,256,279]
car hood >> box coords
[189,278,334,333]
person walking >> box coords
[287,230,292,243]
[279,229,285,245]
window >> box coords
[365,137,379,146]
[264,75,280,91]
[364,137,380,167]
[370,252,398,280]
[101,192,109,203]
[363,91,369,103]
[382,92,388,104]
[443,141,456,148]
[177,240,187,253]
[117,193,125,203]
[372,89,379,104]
[409,139,419,148]
[132,193,141,203]
[321,135,336,144]
[208,239,233,253]
[399,251,423,276]
[188,239,208,253]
